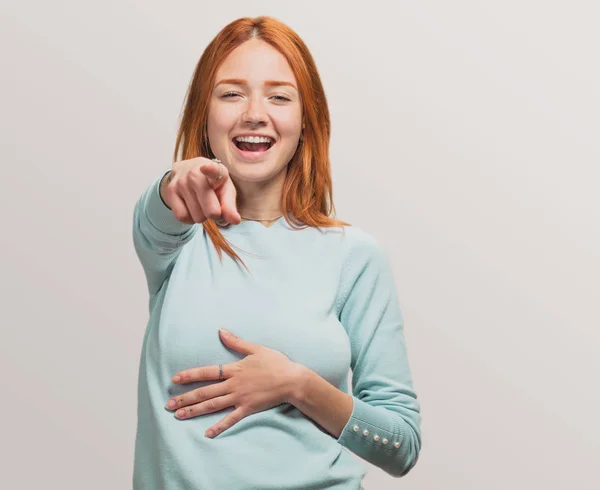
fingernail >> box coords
[220,328,228,336]
[166,400,176,409]
[173,375,181,383]
[206,429,214,438]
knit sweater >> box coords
[131,169,421,489]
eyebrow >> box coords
[215,78,298,90]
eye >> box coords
[222,92,241,98]
[271,95,291,102]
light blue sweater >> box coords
[132,170,421,489]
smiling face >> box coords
[207,39,303,184]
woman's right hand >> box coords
[161,157,241,226]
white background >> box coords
[1,1,598,488]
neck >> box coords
[234,167,286,221]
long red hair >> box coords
[172,16,350,270]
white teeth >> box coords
[235,136,273,144]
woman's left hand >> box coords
[165,328,304,438]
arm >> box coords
[288,366,354,440]
[132,169,198,303]
[291,231,421,478]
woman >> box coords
[132,16,421,490]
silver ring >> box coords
[212,160,224,183]
[218,364,223,380]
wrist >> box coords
[159,170,173,210]
[286,363,310,405]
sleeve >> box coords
[335,232,422,478]
[132,169,198,303]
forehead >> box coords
[216,39,297,85]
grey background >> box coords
[2,1,599,489]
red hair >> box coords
[172,16,349,270]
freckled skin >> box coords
[207,38,303,209]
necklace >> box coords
[239,214,283,222]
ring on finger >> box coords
[212,159,224,183]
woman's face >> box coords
[207,39,303,184]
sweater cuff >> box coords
[146,169,194,236]
[337,396,405,453]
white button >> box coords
[373,434,380,441]
[363,429,369,436]
[382,438,389,444]
[394,442,401,448]
[353,425,360,432]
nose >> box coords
[243,97,268,128]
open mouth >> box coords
[232,139,275,152]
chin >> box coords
[229,160,289,184]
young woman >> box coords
[132,15,421,490]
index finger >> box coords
[199,160,228,189]
[172,363,232,383]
